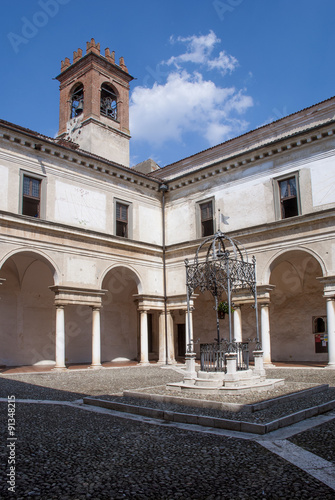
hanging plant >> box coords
[217,301,235,319]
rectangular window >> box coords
[22,175,41,217]
[115,201,128,238]
[278,177,299,218]
[273,172,301,220]
[200,200,214,237]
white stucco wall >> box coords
[55,180,107,231]
[0,165,8,211]
[310,155,335,207]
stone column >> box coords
[233,306,242,342]
[326,298,335,369]
[139,310,149,365]
[54,305,66,370]
[184,307,197,378]
[185,308,194,352]
[167,311,176,364]
[260,303,273,366]
[90,307,102,369]
[158,311,166,363]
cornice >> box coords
[0,122,160,192]
[0,211,163,258]
[165,120,335,191]
[56,51,134,84]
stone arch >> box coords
[0,248,60,284]
[0,250,58,366]
[261,246,326,285]
[100,265,142,362]
[99,263,143,294]
[267,249,326,363]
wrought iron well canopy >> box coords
[185,231,260,358]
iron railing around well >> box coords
[200,341,249,373]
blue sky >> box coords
[1,0,335,167]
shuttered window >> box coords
[116,202,128,237]
[22,175,41,218]
[279,177,299,218]
[200,200,214,237]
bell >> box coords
[75,100,83,115]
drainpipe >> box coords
[159,183,169,365]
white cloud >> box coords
[130,70,253,147]
[166,30,238,75]
[130,31,253,153]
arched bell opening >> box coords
[100,83,118,121]
[70,83,84,119]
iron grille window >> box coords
[200,201,214,237]
[116,202,128,237]
[100,84,117,120]
[22,176,41,217]
[279,177,299,218]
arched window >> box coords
[70,84,84,119]
[100,84,117,120]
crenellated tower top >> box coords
[60,38,129,74]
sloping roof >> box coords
[149,95,335,181]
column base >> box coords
[324,363,335,370]
[138,361,150,366]
[89,364,103,370]
[184,352,197,379]
[52,366,67,372]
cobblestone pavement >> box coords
[1,366,335,499]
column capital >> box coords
[257,284,276,305]
[317,276,335,298]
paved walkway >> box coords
[1,365,334,499]
[0,360,328,375]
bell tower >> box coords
[56,39,134,167]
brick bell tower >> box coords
[56,39,134,167]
